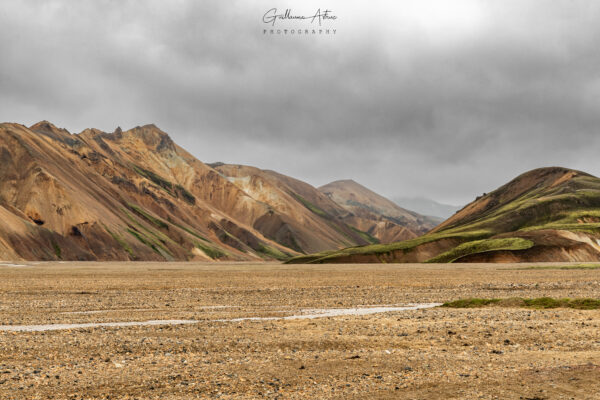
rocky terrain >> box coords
[0,121,435,261]
[0,261,599,399]
[292,167,600,264]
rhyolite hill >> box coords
[288,167,600,264]
[0,121,435,261]
[318,179,439,243]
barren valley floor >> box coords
[0,262,599,399]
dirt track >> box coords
[0,261,599,399]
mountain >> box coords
[318,180,439,243]
[210,164,371,252]
[393,196,460,220]
[288,167,600,264]
[0,121,375,261]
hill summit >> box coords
[318,179,438,243]
[288,167,600,264]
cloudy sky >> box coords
[1,0,600,205]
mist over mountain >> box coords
[393,197,461,220]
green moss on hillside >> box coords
[426,238,534,263]
[174,222,209,242]
[350,226,380,244]
[133,165,175,195]
[175,184,196,205]
[287,169,600,265]
[291,193,328,217]
[285,230,492,264]
[194,241,226,259]
[104,225,134,258]
[133,164,196,205]
[518,209,600,234]
[126,228,162,255]
[51,241,62,259]
[256,244,289,261]
[127,203,168,229]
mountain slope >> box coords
[211,164,370,253]
[289,167,600,264]
[0,121,370,261]
[318,180,439,243]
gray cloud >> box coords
[1,0,600,205]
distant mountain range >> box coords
[392,197,461,220]
[0,121,436,261]
[7,121,594,264]
[288,167,600,264]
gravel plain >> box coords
[0,261,599,399]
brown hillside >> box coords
[0,121,372,261]
[213,164,369,252]
[318,179,438,243]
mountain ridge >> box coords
[288,166,600,264]
[0,121,433,261]
[318,179,439,243]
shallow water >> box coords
[61,309,157,315]
[61,305,239,315]
[0,319,199,332]
[0,303,441,332]
[220,303,442,322]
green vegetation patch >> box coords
[194,241,225,259]
[442,298,501,308]
[133,165,175,195]
[175,222,209,242]
[443,297,600,310]
[284,235,303,254]
[285,229,492,264]
[350,226,380,244]
[256,244,289,261]
[518,208,600,234]
[175,184,196,205]
[426,237,534,263]
[127,228,157,251]
[127,203,168,229]
[121,208,175,249]
[104,225,134,258]
[133,165,196,204]
[51,241,62,259]
[436,182,600,237]
[291,193,328,218]
[126,227,172,258]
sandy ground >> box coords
[0,261,599,399]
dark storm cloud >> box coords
[1,0,600,204]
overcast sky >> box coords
[1,0,600,205]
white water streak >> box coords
[0,303,441,332]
